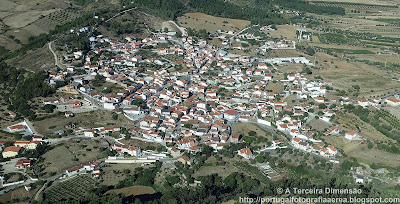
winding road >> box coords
[48,41,62,68]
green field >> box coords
[44,175,96,202]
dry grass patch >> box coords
[32,110,133,135]
[177,12,250,33]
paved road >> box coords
[381,91,400,100]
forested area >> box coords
[0,61,54,120]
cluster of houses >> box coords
[65,160,102,178]
[1,136,44,158]
[41,22,400,167]
[261,39,295,50]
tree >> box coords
[318,103,326,109]
[248,131,257,136]
[42,104,56,113]
[367,141,373,149]
[92,75,105,87]
[112,113,118,120]
[255,155,265,163]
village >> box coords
[1,21,400,197]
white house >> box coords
[223,110,240,122]
[345,130,358,140]
[237,148,253,159]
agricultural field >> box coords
[0,0,69,48]
[0,0,119,50]
[177,12,250,33]
[44,174,96,202]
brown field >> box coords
[232,122,273,140]
[194,163,240,179]
[351,54,400,64]
[0,184,42,203]
[276,63,304,73]
[268,25,319,41]
[3,9,58,29]
[324,136,400,167]
[193,156,244,179]
[308,119,331,131]
[32,110,133,135]
[333,112,390,141]
[311,51,400,99]
[0,0,71,47]
[0,0,119,49]
[100,163,144,186]
[7,43,54,71]
[120,138,164,150]
[265,83,284,93]
[106,186,156,196]
[177,12,250,33]
[266,49,301,58]
[40,140,106,177]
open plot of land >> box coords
[120,138,164,150]
[350,54,400,64]
[40,140,106,177]
[194,163,240,179]
[193,157,244,179]
[308,119,331,132]
[326,137,400,168]
[177,12,250,33]
[268,25,319,41]
[7,43,54,71]
[311,52,400,98]
[3,9,58,28]
[333,112,389,141]
[0,0,72,48]
[265,83,284,93]
[100,163,144,186]
[232,122,272,139]
[276,63,305,73]
[0,184,42,203]
[32,110,133,135]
